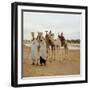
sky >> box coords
[23,11,81,40]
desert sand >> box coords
[22,45,80,77]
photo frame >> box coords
[11,2,88,87]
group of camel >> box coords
[30,30,68,64]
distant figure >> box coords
[40,39,47,66]
[58,32,65,47]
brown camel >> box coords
[45,31,56,61]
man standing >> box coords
[30,32,39,65]
[40,39,47,66]
[58,32,65,47]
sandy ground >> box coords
[22,45,80,77]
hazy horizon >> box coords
[23,11,81,40]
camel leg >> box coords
[51,46,53,61]
[55,46,57,60]
[60,47,63,62]
[48,47,50,60]
[56,46,58,61]
[64,48,68,60]
[47,47,52,62]
[50,46,55,61]
[51,47,53,62]
[57,46,60,61]
[52,46,55,60]
[53,46,55,60]
[59,46,61,61]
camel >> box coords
[45,31,56,61]
[45,31,67,62]
[58,32,69,60]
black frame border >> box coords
[11,2,88,87]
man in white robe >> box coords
[40,39,47,65]
[30,39,39,65]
